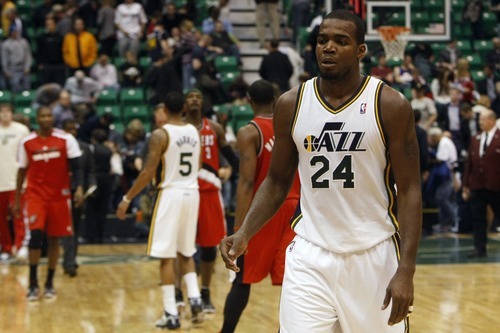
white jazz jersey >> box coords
[291,76,398,253]
[155,123,201,190]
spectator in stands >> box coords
[414,109,430,185]
[145,55,182,105]
[259,39,293,94]
[439,40,462,71]
[211,21,241,64]
[85,128,113,244]
[52,90,75,129]
[255,0,280,49]
[32,83,62,110]
[455,58,477,104]
[97,0,116,57]
[147,19,171,62]
[63,17,98,75]
[202,6,233,35]
[410,42,435,82]
[161,3,184,36]
[176,19,197,91]
[0,0,15,36]
[393,53,416,89]
[78,113,114,143]
[192,58,226,113]
[115,0,147,58]
[437,87,465,154]
[53,4,73,36]
[278,42,304,88]
[476,65,499,102]
[431,67,454,106]
[90,54,119,90]
[411,83,438,130]
[460,102,479,149]
[462,109,500,258]
[6,8,27,40]
[64,70,101,105]
[463,0,485,41]
[370,53,394,85]
[291,0,311,44]
[181,0,198,24]
[33,0,53,29]
[492,82,500,117]
[427,127,459,233]
[119,51,143,88]
[2,25,31,93]
[37,17,65,86]
[485,37,500,71]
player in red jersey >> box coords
[219,80,300,333]
[184,89,239,313]
[14,106,84,301]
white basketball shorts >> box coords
[279,235,409,333]
[147,188,199,258]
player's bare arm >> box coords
[379,86,422,326]
[13,167,27,218]
[210,119,240,170]
[233,124,260,230]
[116,129,167,220]
[220,87,299,272]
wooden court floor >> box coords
[1,235,499,333]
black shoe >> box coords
[189,297,204,324]
[467,250,487,259]
[26,285,40,301]
[64,267,77,277]
[200,288,215,314]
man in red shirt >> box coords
[184,89,239,313]
[220,80,300,333]
[15,106,83,301]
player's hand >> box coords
[219,231,249,272]
[116,200,129,220]
[381,268,414,326]
[218,167,232,183]
[74,187,84,208]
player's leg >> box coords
[9,191,28,262]
[0,191,14,260]
[220,280,251,333]
[279,236,340,333]
[199,246,217,313]
[156,257,181,329]
[335,237,408,333]
[178,189,203,324]
[44,236,59,298]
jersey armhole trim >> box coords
[248,121,264,157]
[290,83,306,136]
[374,81,387,147]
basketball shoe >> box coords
[27,286,40,301]
[44,285,57,299]
[155,311,180,330]
[189,297,204,324]
[201,288,215,313]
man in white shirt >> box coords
[0,104,30,262]
[411,83,437,130]
[115,0,147,57]
[90,54,119,90]
[428,127,458,233]
[64,70,101,105]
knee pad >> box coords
[28,229,44,249]
[200,246,217,262]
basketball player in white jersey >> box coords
[221,9,422,333]
[117,92,204,330]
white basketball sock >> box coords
[161,284,178,315]
[183,272,201,299]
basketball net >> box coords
[377,26,410,60]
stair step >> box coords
[242,71,261,84]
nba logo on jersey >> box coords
[360,103,367,114]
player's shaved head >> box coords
[323,9,365,45]
[165,91,185,114]
[248,80,275,106]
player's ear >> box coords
[358,44,367,60]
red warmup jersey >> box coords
[251,117,300,199]
[18,129,82,201]
[198,118,221,191]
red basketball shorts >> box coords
[196,190,226,247]
[25,197,73,237]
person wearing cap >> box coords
[1,24,32,93]
[62,17,98,75]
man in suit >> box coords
[463,109,500,258]
[475,65,498,103]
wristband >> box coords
[122,195,131,204]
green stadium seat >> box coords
[97,89,118,106]
[451,0,465,10]
[123,105,149,122]
[139,56,152,72]
[456,40,472,53]
[15,106,35,124]
[16,0,31,15]
[482,12,497,37]
[466,54,483,71]
[120,88,144,105]
[110,122,125,134]
[430,12,445,23]
[0,90,12,104]
[97,105,121,120]
[143,122,152,133]
[427,0,443,11]
[214,56,239,73]
[220,71,240,91]
[13,90,34,107]
[113,57,125,68]
[471,70,484,82]
[387,12,405,26]
[431,42,447,58]
[411,12,430,25]
[474,40,493,59]
[231,103,253,132]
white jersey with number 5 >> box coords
[156,123,200,190]
[291,76,398,253]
